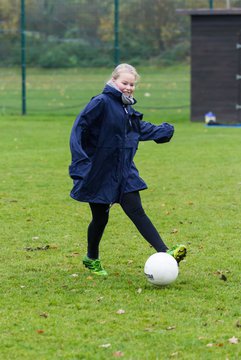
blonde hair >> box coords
[111,63,140,82]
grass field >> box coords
[0,65,189,120]
[0,67,240,359]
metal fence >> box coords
[1,0,241,116]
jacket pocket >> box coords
[82,147,119,196]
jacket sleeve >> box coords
[139,121,174,143]
[69,97,105,180]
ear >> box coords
[112,77,116,82]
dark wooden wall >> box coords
[191,14,241,123]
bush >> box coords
[0,35,190,68]
[0,36,20,66]
[161,41,190,65]
[37,41,113,68]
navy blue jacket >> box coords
[69,84,174,204]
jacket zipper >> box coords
[123,105,132,133]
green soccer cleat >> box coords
[167,244,187,264]
[82,255,108,276]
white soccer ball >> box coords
[144,252,179,286]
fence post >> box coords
[209,0,214,9]
[114,0,119,66]
[21,0,26,115]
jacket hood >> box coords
[103,84,137,105]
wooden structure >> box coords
[178,9,241,123]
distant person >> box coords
[69,63,186,276]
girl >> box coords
[69,64,186,276]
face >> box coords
[113,72,136,97]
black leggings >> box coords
[87,191,168,259]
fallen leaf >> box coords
[137,288,142,294]
[67,252,80,258]
[40,312,48,318]
[70,273,79,277]
[98,320,106,324]
[36,329,44,334]
[206,343,224,347]
[100,343,111,348]
[25,245,50,251]
[228,336,239,344]
[166,326,176,331]
[113,351,124,357]
[97,296,104,302]
[116,309,125,315]
[215,269,230,275]
[51,245,58,249]
[171,228,178,234]
[236,320,241,328]
[220,274,227,281]
[144,327,154,332]
[214,270,229,281]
